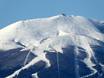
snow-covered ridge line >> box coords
[0,15,104,78]
[0,14,104,51]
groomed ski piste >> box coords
[0,14,104,78]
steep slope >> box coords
[0,15,104,78]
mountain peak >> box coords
[0,15,104,51]
[0,15,104,78]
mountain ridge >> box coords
[0,15,104,78]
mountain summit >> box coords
[0,15,104,78]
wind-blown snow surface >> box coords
[0,15,104,78]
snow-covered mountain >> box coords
[0,14,104,78]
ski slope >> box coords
[0,14,104,78]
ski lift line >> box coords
[56,50,60,78]
[23,49,31,66]
[22,21,35,67]
[50,46,60,78]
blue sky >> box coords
[0,0,104,28]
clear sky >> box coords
[0,0,104,28]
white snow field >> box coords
[0,14,104,78]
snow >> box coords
[32,73,39,78]
[0,15,103,51]
[0,14,104,78]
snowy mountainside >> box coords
[0,15,104,78]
